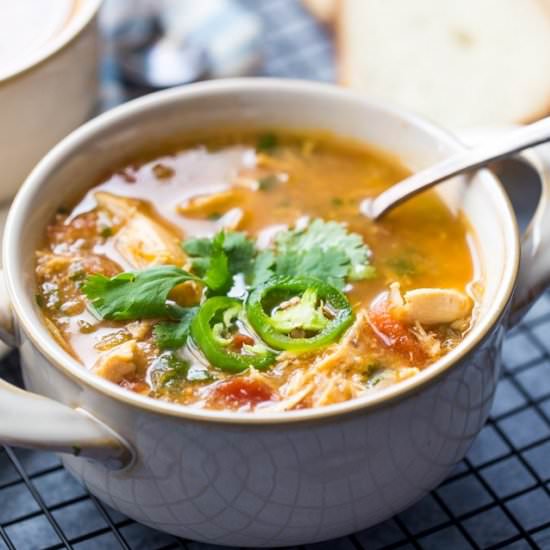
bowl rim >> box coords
[3,78,520,425]
[0,0,102,83]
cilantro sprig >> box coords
[82,222,374,342]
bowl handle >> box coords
[510,144,550,325]
[0,272,133,470]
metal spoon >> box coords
[362,117,550,219]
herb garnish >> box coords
[153,307,198,350]
[82,266,199,321]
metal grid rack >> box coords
[1,1,549,548]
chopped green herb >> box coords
[100,226,113,238]
[331,197,343,207]
[150,352,197,388]
[153,307,198,350]
[387,256,416,276]
[256,133,278,152]
[56,206,70,215]
[207,212,222,221]
[258,175,278,191]
[35,294,45,308]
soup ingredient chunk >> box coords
[190,296,276,372]
[246,276,354,352]
[390,284,472,325]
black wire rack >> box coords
[1,1,549,548]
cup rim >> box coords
[3,78,520,425]
[0,0,102,83]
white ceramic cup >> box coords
[0,80,549,546]
[0,0,102,203]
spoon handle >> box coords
[364,116,550,219]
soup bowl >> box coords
[0,79,549,547]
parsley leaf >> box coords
[153,307,198,350]
[82,266,198,320]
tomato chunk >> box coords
[368,294,426,364]
[209,377,275,409]
[230,333,256,351]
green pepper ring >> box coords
[245,276,354,353]
[191,296,277,373]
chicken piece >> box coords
[92,340,143,383]
[115,213,186,268]
[389,283,472,325]
[168,281,202,307]
[96,192,186,268]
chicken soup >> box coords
[35,131,478,411]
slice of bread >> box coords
[303,0,337,25]
[339,0,550,128]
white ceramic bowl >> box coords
[0,80,549,547]
[0,0,102,203]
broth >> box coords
[35,131,478,411]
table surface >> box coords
[1,1,550,548]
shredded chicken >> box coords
[410,322,441,357]
[92,340,144,383]
[263,312,373,411]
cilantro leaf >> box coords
[249,250,275,286]
[274,245,349,289]
[183,230,256,289]
[202,232,231,294]
[153,307,198,350]
[82,266,198,320]
[222,231,256,274]
[274,219,375,285]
